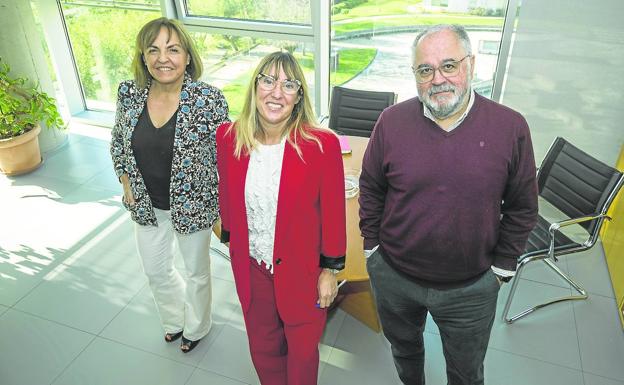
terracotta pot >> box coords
[0,124,43,176]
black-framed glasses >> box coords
[411,55,471,84]
[256,73,302,95]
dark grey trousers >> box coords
[367,249,500,385]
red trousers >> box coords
[243,259,326,385]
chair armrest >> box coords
[548,213,610,232]
[547,213,611,261]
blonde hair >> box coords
[131,17,203,89]
[232,51,331,159]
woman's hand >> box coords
[119,174,135,205]
[317,269,338,309]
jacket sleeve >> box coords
[358,114,388,250]
[110,82,128,180]
[493,120,539,271]
[216,122,231,243]
[209,87,230,127]
[319,133,347,270]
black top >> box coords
[131,105,177,210]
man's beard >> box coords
[420,83,469,120]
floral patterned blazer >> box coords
[110,73,229,234]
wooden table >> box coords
[335,136,381,332]
[213,135,381,332]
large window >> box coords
[185,0,311,24]
[191,33,315,118]
[44,0,516,121]
[330,0,508,101]
[61,1,161,110]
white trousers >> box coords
[134,208,212,341]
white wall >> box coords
[501,0,624,165]
[0,0,68,153]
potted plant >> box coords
[0,57,65,175]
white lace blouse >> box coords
[244,138,286,274]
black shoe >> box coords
[180,336,201,353]
[164,330,183,343]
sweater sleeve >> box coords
[319,133,347,270]
[216,122,231,243]
[493,120,539,271]
[358,114,388,250]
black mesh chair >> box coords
[502,137,624,324]
[327,86,396,137]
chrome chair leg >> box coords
[502,256,588,324]
[210,246,230,261]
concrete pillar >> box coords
[0,0,68,154]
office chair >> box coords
[327,86,396,137]
[502,137,624,324]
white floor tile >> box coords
[485,348,584,385]
[0,173,80,198]
[517,257,571,288]
[2,127,623,385]
[210,240,235,282]
[425,312,440,335]
[100,277,237,365]
[321,313,403,385]
[197,322,259,384]
[0,309,94,385]
[574,294,624,381]
[0,259,46,307]
[34,140,113,185]
[86,167,124,192]
[321,307,347,348]
[14,253,145,334]
[490,280,582,370]
[52,337,194,385]
[185,367,250,385]
[584,372,624,385]
[566,244,616,298]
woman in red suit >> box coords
[216,51,346,385]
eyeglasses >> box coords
[256,73,302,95]
[412,55,471,84]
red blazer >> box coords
[216,122,346,322]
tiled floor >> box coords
[1,123,623,385]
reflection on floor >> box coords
[1,122,623,385]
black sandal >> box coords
[180,336,201,353]
[164,330,183,343]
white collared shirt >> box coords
[422,89,476,131]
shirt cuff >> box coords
[364,244,379,258]
[491,265,515,278]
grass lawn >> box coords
[332,0,419,21]
[222,81,249,119]
[334,14,503,35]
[330,48,377,86]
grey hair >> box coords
[411,24,473,63]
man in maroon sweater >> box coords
[359,25,538,385]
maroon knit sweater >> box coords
[359,94,538,286]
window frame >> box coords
[34,0,516,126]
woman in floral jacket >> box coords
[110,18,228,353]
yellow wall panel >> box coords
[601,145,624,328]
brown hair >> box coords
[131,17,202,88]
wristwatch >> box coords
[323,268,340,275]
